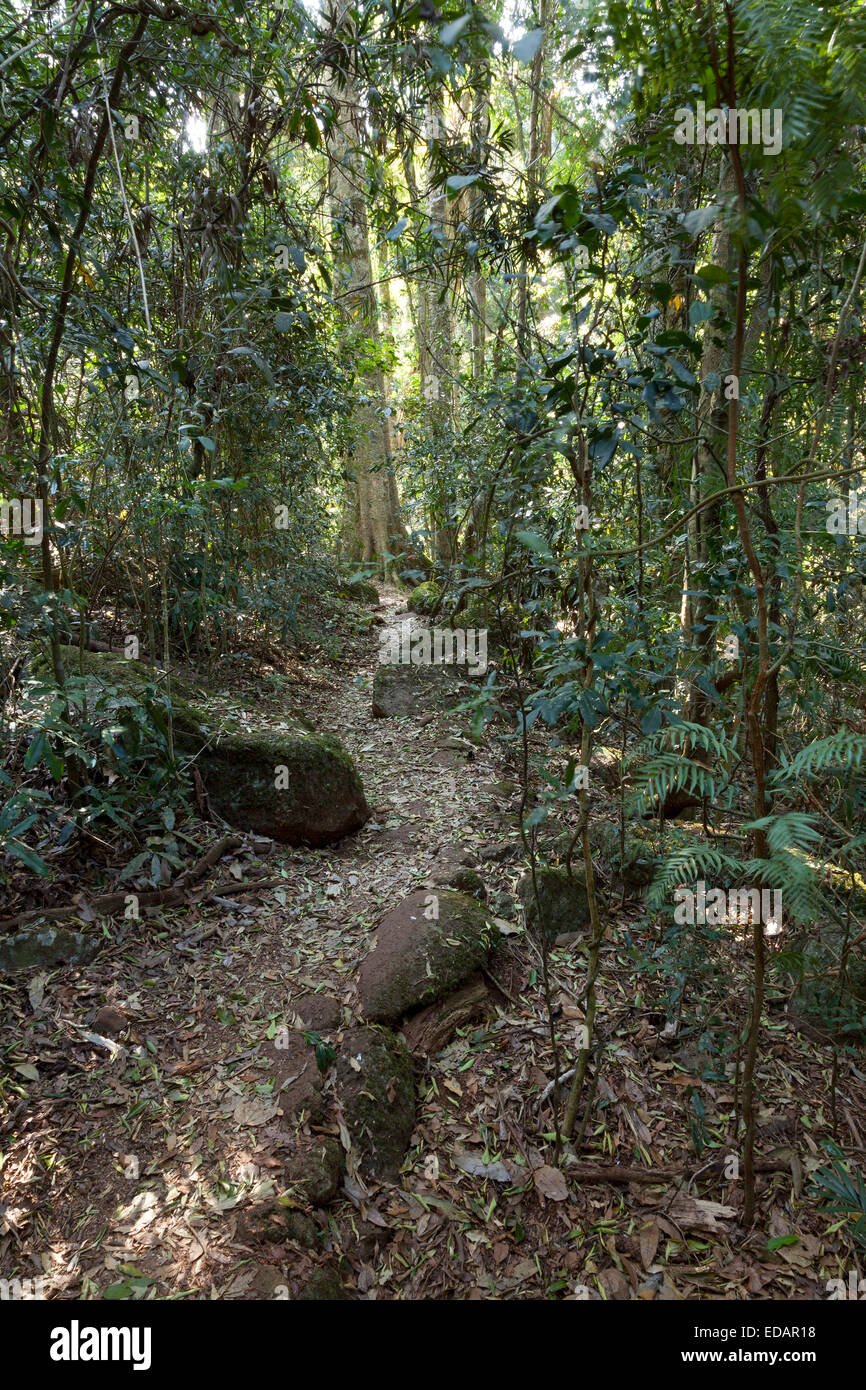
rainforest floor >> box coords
[1,588,864,1301]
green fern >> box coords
[770,733,866,787]
[626,720,735,818]
[647,844,741,913]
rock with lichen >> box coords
[356,889,494,1024]
[335,1026,415,1180]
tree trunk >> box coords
[327,33,406,570]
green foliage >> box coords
[811,1143,866,1251]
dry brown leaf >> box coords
[639,1218,660,1269]
[533,1165,569,1201]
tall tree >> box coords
[326,20,406,568]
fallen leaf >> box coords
[453,1152,512,1183]
[533,1165,569,1201]
[640,1219,660,1269]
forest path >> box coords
[1,590,847,1301]
[1,585,531,1300]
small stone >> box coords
[296,1267,346,1300]
[292,993,341,1033]
[248,1265,288,1298]
[285,1139,345,1206]
[94,1006,128,1037]
[488,889,516,920]
[479,841,520,863]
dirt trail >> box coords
[0,587,525,1300]
[0,589,856,1300]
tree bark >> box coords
[327,23,406,569]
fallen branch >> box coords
[173,834,244,887]
[0,834,249,930]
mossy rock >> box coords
[335,1026,415,1180]
[32,646,369,847]
[296,1268,347,1301]
[520,867,591,945]
[195,724,368,846]
[0,926,99,974]
[340,578,379,606]
[285,1139,345,1206]
[239,1203,318,1247]
[407,581,442,616]
[357,889,495,1024]
[586,819,658,890]
[446,868,487,900]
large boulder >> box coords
[31,645,369,847]
[335,1026,415,1180]
[357,889,494,1024]
[520,867,591,945]
[195,726,368,847]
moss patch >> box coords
[407,581,442,616]
[336,1026,415,1179]
[357,889,494,1024]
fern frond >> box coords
[647,844,741,912]
[745,812,822,855]
[771,733,866,787]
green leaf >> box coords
[640,706,663,735]
[682,205,721,238]
[695,263,730,287]
[5,839,50,877]
[446,173,482,192]
[689,301,714,326]
[515,530,553,558]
